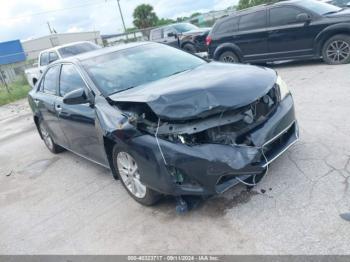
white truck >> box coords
[25,41,100,88]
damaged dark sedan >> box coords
[28,42,299,206]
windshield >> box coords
[82,43,206,96]
[58,42,100,58]
[297,0,341,15]
[173,23,198,33]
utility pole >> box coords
[47,21,53,34]
[116,0,128,39]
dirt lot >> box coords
[1,60,350,254]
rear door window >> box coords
[40,52,49,66]
[49,52,59,64]
[269,7,307,27]
[239,10,267,31]
[59,64,87,96]
[42,65,60,95]
[215,17,239,35]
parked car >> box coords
[28,42,298,206]
[207,0,350,65]
[150,23,210,53]
[25,41,100,88]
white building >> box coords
[0,31,103,84]
[22,31,103,61]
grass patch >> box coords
[0,77,31,106]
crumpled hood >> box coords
[109,62,277,121]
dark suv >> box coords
[207,0,350,65]
[150,23,210,53]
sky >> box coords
[0,0,238,42]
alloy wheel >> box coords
[40,124,54,150]
[326,40,350,63]
[222,55,237,63]
[117,152,146,199]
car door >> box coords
[163,26,179,48]
[34,65,68,147]
[56,63,108,166]
[235,9,269,62]
[267,6,315,59]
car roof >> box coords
[57,41,153,64]
[39,41,98,56]
[228,0,306,16]
[151,22,192,31]
[213,0,309,27]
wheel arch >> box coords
[213,43,243,62]
[180,41,195,49]
[103,135,120,179]
[34,115,43,139]
[315,24,350,56]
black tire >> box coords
[322,34,350,65]
[183,43,196,53]
[112,146,161,206]
[38,121,65,154]
[219,50,240,63]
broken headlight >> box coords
[276,75,290,100]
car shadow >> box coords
[266,59,325,69]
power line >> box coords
[0,0,117,22]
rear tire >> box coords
[219,50,240,63]
[322,34,350,65]
[112,146,161,206]
[38,121,65,154]
[183,43,196,53]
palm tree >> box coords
[133,4,159,29]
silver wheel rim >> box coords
[40,124,54,150]
[221,55,236,63]
[117,152,146,199]
[326,40,350,63]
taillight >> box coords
[206,36,212,46]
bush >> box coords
[0,77,31,106]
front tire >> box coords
[38,121,65,154]
[322,34,350,65]
[183,43,196,53]
[112,147,160,206]
[219,50,239,63]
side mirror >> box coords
[63,88,89,105]
[297,13,311,23]
[167,32,177,38]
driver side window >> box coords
[59,64,86,97]
[270,7,307,26]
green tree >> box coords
[133,4,159,29]
[190,12,202,18]
[237,0,278,10]
[156,18,176,26]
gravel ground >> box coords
[0,60,349,254]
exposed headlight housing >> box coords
[276,75,290,100]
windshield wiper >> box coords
[169,69,192,76]
[110,86,135,95]
[323,9,342,15]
